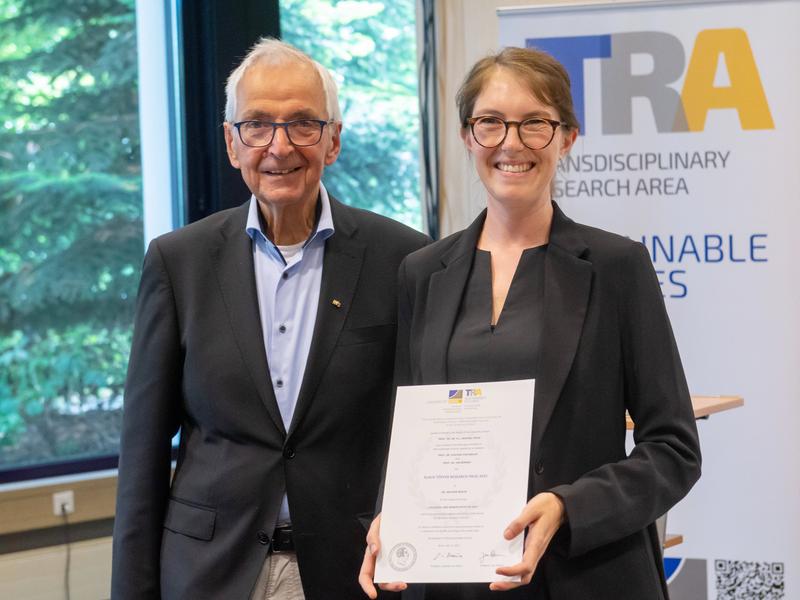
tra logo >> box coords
[529,29,774,134]
[448,388,483,403]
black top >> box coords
[447,246,547,384]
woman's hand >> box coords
[358,513,408,598]
[489,492,566,591]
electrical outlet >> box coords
[52,490,75,516]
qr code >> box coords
[715,559,784,599]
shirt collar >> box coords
[245,182,335,246]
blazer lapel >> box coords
[210,204,286,436]
[532,203,592,449]
[288,198,365,437]
[419,211,486,384]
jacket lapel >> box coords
[531,203,592,449]
[419,211,486,384]
[210,203,286,436]
[288,198,365,437]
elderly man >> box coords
[111,39,428,599]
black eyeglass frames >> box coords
[233,119,334,147]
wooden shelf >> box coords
[627,395,743,430]
[0,475,117,536]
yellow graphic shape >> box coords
[681,28,774,131]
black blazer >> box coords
[394,203,701,600]
[111,197,428,599]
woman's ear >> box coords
[559,127,578,158]
[460,126,474,152]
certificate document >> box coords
[375,379,535,583]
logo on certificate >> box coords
[388,542,417,571]
[448,388,483,404]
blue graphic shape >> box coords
[664,557,683,582]
[526,35,611,134]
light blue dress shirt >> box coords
[245,184,335,525]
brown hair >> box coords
[456,46,580,133]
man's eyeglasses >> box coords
[233,119,334,148]
[465,116,567,150]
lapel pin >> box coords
[331,299,342,308]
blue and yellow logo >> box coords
[448,388,483,403]
[530,28,773,134]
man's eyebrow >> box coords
[238,109,323,121]
[287,109,323,120]
[238,110,272,121]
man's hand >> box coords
[489,492,566,591]
[358,514,408,598]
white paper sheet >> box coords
[375,379,535,583]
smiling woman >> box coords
[461,67,576,237]
[359,47,701,600]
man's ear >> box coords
[223,123,241,169]
[324,122,343,166]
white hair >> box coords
[224,37,342,124]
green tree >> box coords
[0,0,141,465]
[281,0,422,228]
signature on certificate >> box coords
[433,552,464,561]
[479,550,507,564]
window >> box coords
[0,0,176,482]
[0,0,424,482]
[280,0,423,229]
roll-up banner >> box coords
[498,1,798,598]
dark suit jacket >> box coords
[394,203,701,600]
[111,196,429,600]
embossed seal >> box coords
[388,542,417,571]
